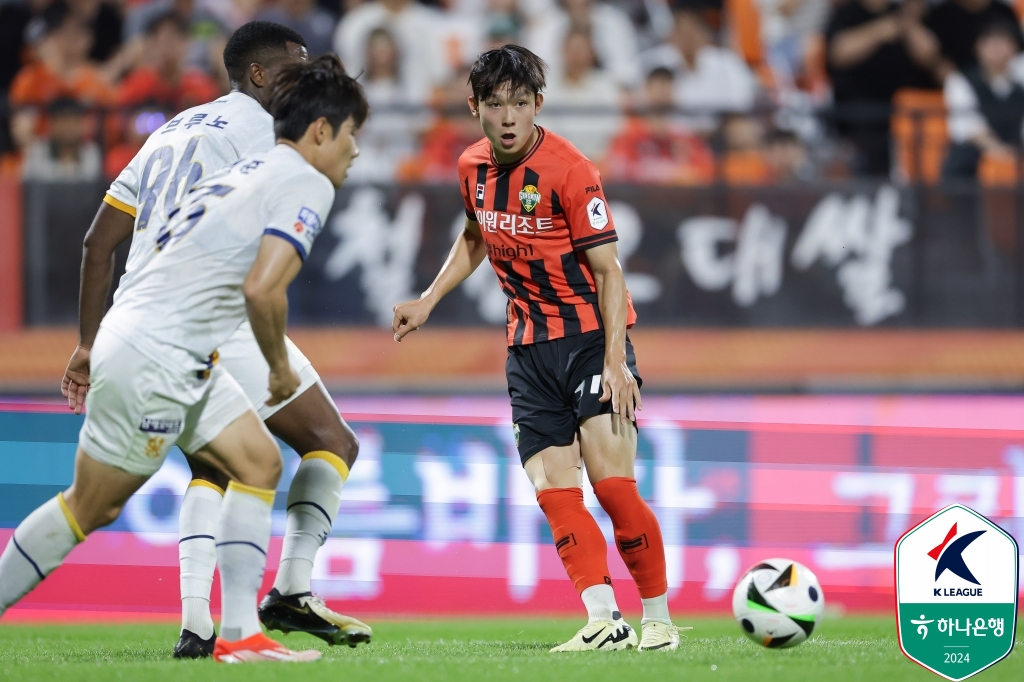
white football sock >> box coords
[641,593,672,625]
[581,583,620,623]
[178,481,223,639]
[216,481,274,642]
[0,494,84,615]
[273,451,348,596]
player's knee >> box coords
[78,501,125,535]
[312,422,359,469]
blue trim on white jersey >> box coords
[263,228,307,261]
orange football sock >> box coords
[536,487,611,594]
[593,477,668,598]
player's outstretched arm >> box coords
[392,218,487,342]
[244,235,304,406]
[62,202,135,414]
[587,242,642,423]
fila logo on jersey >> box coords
[928,522,986,595]
[293,207,322,236]
[587,197,609,230]
[476,183,485,201]
[519,184,541,213]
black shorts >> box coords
[506,330,642,465]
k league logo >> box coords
[895,504,1018,681]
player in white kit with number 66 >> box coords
[58,24,371,658]
[0,54,369,663]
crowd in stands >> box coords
[3,0,1024,185]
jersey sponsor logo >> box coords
[487,243,535,260]
[476,183,486,201]
[139,417,183,434]
[512,423,521,446]
[295,207,323,236]
[475,209,554,236]
[519,184,541,213]
[585,184,601,194]
[586,197,609,230]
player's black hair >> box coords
[468,45,547,102]
[223,21,307,86]
[268,54,369,142]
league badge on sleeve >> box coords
[293,207,323,237]
[895,504,1018,681]
[586,197,609,230]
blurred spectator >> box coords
[10,1,115,109]
[643,9,757,118]
[756,0,829,85]
[944,21,1024,177]
[538,29,622,158]
[764,127,811,181]
[257,0,338,56]
[605,66,715,184]
[349,27,424,182]
[0,0,50,157]
[926,0,1024,76]
[527,0,643,89]
[125,0,230,73]
[116,12,222,112]
[22,97,102,181]
[826,0,940,175]
[68,0,124,63]
[399,66,481,182]
[719,113,773,183]
[334,0,451,103]
[104,105,170,178]
[483,0,527,47]
[1,0,52,92]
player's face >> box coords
[472,86,544,162]
[318,116,359,187]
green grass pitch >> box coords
[0,616,1020,682]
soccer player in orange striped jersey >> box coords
[392,46,685,652]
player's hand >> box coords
[598,358,642,424]
[392,297,433,342]
[266,364,300,407]
[61,346,91,415]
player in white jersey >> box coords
[0,55,369,664]
[57,24,369,658]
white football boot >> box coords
[638,621,691,651]
[549,617,638,652]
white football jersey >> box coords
[101,145,334,374]
[105,91,275,299]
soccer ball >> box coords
[732,558,824,648]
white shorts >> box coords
[80,329,253,477]
[217,320,321,421]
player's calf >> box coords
[0,448,147,617]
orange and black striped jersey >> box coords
[458,127,637,346]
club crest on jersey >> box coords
[476,183,486,201]
[587,197,609,230]
[519,184,541,213]
[293,207,322,237]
